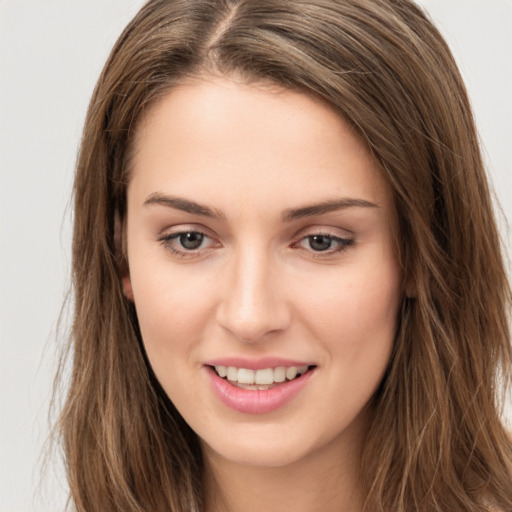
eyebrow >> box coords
[143,193,378,221]
[144,193,226,219]
[282,197,378,221]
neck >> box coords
[202,418,366,512]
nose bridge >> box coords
[216,241,289,342]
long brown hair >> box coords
[54,0,512,510]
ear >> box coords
[122,274,135,301]
[115,211,135,302]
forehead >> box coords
[128,76,392,213]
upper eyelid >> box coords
[158,224,214,238]
[292,225,355,241]
[294,233,354,247]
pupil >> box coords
[309,235,332,251]
[180,232,204,250]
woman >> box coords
[55,0,512,510]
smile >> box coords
[213,365,310,390]
[206,363,316,414]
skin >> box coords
[123,75,403,512]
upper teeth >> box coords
[214,365,309,385]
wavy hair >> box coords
[54,1,512,510]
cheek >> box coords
[309,267,401,424]
[303,260,401,360]
[129,260,217,367]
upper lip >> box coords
[204,357,315,370]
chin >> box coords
[198,418,356,470]
[203,438,310,468]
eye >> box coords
[175,231,205,250]
[158,229,218,257]
[297,233,354,254]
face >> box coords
[124,76,402,470]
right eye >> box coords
[158,230,218,257]
[173,231,206,250]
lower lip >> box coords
[205,366,315,414]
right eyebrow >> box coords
[143,193,226,220]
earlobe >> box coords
[122,275,135,301]
[115,210,134,301]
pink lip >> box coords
[204,357,314,370]
[205,365,315,414]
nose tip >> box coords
[217,297,286,342]
[215,255,290,343]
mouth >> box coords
[209,364,316,391]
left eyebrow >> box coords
[282,197,378,222]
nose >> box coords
[215,246,291,343]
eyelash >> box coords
[294,233,355,256]
[157,230,355,258]
[158,230,212,258]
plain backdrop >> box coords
[1,1,511,511]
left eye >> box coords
[298,234,353,253]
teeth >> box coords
[226,366,238,381]
[255,368,274,385]
[285,367,297,380]
[237,368,255,384]
[274,367,286,382]
[216,365,227,378]
[214,365,311,386]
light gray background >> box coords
[1,1,511,511]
